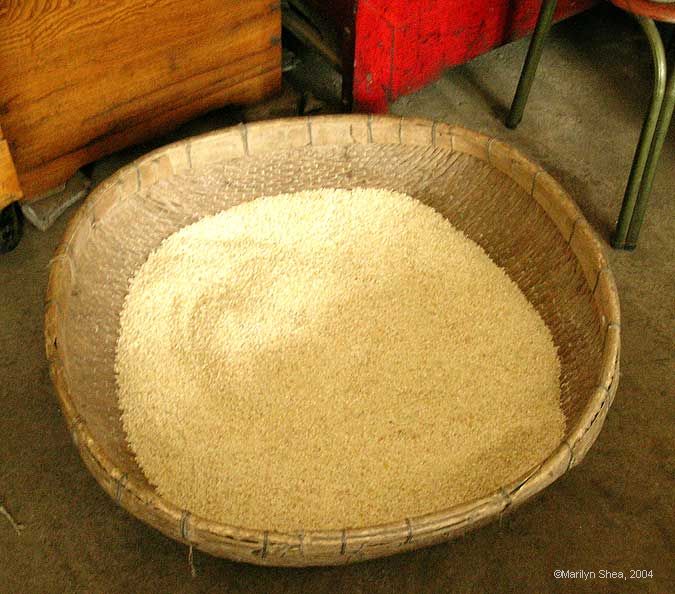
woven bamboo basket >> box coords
[45,115,620,566]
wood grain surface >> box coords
[0,0,281,199]
[0,123,22,209]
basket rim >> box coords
[45,114,621,565]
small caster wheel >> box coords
[0,202,23,253]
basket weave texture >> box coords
[45,115,620,566]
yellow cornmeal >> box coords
[115,188,564,531]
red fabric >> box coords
[354,0,597,112]
[611,0,675,22]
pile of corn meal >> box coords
[115,188,563,531]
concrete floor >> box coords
[1,5,673,593]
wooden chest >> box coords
[0,0,281,203]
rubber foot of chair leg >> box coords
[610,232,637,251]
[505,114,522,130]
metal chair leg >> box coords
[612,16,667,249]
[506,0,558,129]
[623,51,675,248]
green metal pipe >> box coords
[612,17,667,249]
[624,52,675,248]
[506,0,558,129]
